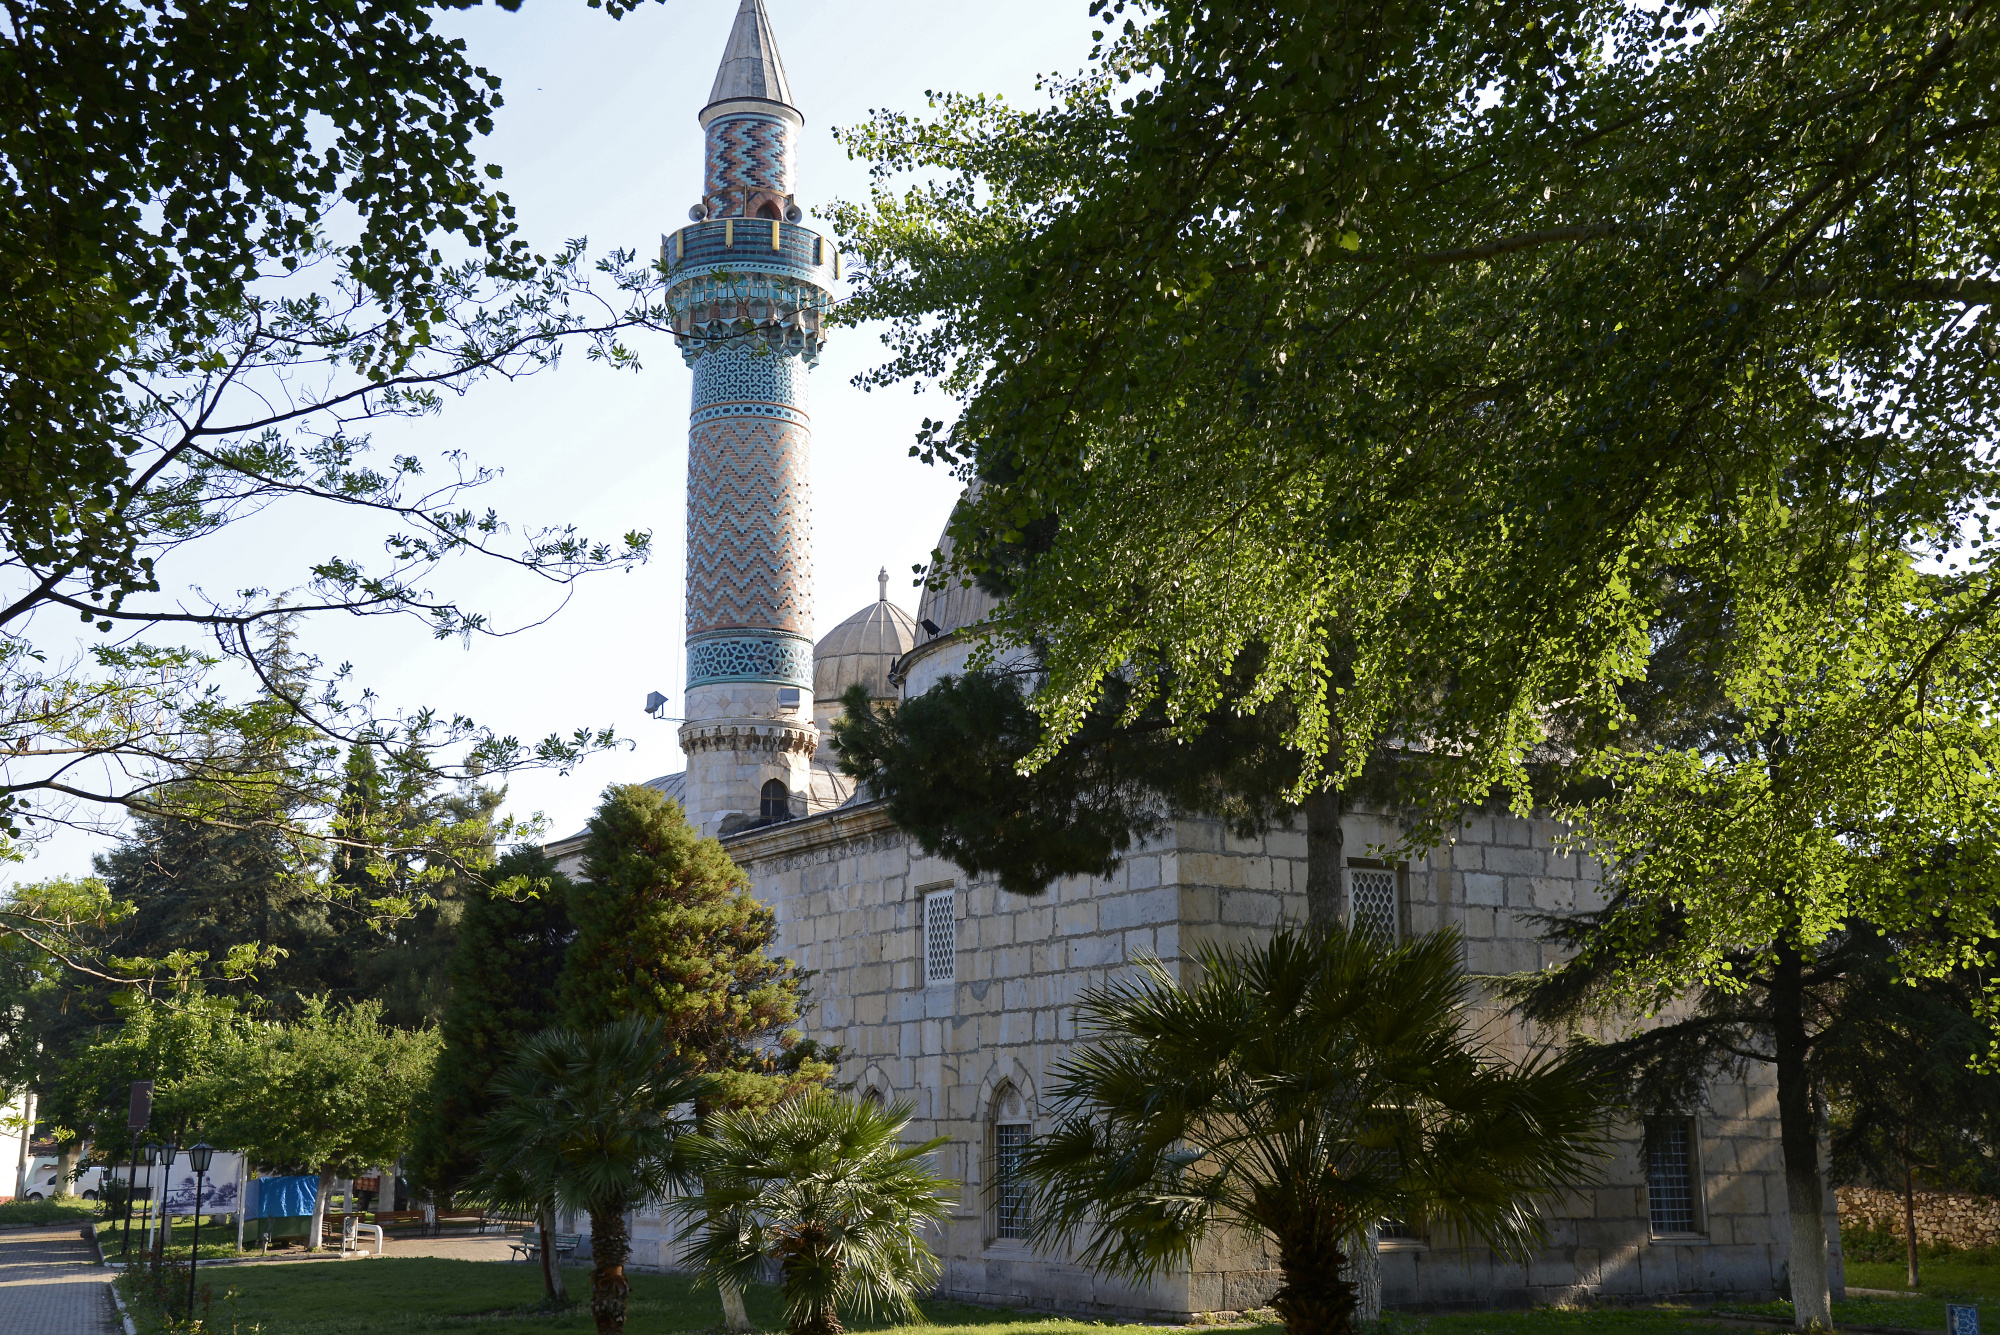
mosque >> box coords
[550,0,1840,1315]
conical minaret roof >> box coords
[706,0,794,109]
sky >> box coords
[20,0,1095,879]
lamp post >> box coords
[151,1140,177,1276]
[185,1144,214,1316]
[121,1141,153,1263]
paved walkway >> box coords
[0,1225,117,1334]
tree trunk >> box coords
[53,1141,79,1198]
[306,1168,335,1253]
[1304,787,1345,930]
[1902,1154,1919,1290]
[1343,1226,1381,1326]
[719,1280,752,1332]
[587,1205,632,1335]
[1273,1224,1357,1335]
[1771,943,1831,1328]
[540,1198,568,1305]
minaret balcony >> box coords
[662,220,836,366]
[661,217,837,281]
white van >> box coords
[20,1156,107,1201]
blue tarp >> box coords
[245,1175,317,1221]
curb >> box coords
[84,1219,140,1335]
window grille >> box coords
[1348,867,1400,946]
[994,1123,1031,1240]
[923,889,955,985]
[1647,1119,1698,1234]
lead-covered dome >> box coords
[913,521,1002,641]
[815,568,918,704]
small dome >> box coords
[914,518,1002,641]
[814,569,918,702]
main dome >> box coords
[814,569,918,702]
[913,522,1002,641]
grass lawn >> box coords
[97,1213,245,1264]
[0,1196,105,1228]
[1845,1252,2000,1303]
[115,1260,1822,1335]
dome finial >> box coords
[878,566,889,602]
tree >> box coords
[828,0,2000,887]
[188,997,440,1250]
[676,1090,955,1335]
[470,1018,712,1334]
[410,844,574,1207]
[1024,924,1613,1335]
[1823,949,2000,1289]
[2,0,695,968]
[33,989,247,1173]
[1510,559,2000,1326]
[561,784,833,1111]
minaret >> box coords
[665,0,835,836]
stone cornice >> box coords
[722,798,899,862]
[678,718,818,756]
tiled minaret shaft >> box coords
[667,0,836,836]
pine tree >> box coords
[408,843,575,1203]
[562,784,832,1111]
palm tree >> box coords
[470,1018,715,1335]
[676,1089,956,1335]
[1025,924,1615,1335]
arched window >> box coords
[755,199,782,220]
[861,1087,885,1111]
[760,779,791,822]
[990,1086,1031,1241]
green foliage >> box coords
[833,662,1302,895]
[410,844,575,1202]
[676,1090,955,1335]
[561,784,832,1111]
[829,0,2000,857]
[35,991,249,1163]
[469,1018,714,1335]
[184,996,440,1176]
[1027,925,1614,1335]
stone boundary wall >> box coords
[1837,1187,2000,1250]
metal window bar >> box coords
[924,890,954,984]
[1647,1120,1697,1234]
[1348,868,1399,946]
[995,1124,1031,1240]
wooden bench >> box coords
[509,1231,580,1264]
[370,1210,426,1231]
[431,1209,491,1236]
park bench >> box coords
[431,1209,491,1236]
[509,1231,580,1264]
[370,1210,426,1231]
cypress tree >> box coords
[562,783,831,1110]
[408,843,574,1203]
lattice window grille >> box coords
[923,889,954,985]
[1647,1119,1698,1234]
[994,1123,1032,1241]
[1348,867,1400,946]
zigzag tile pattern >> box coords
[685,409,811,641]
[704,115,795,217]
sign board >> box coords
[126,1081,153,1131]
[1946,1305,1980,1335]
[159,1152,246,1216]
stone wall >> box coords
[1838,1187,2000,1250]
[585,798,1837,1315]
[682,798,1834,1316]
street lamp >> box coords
[185,1144,214,1316]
